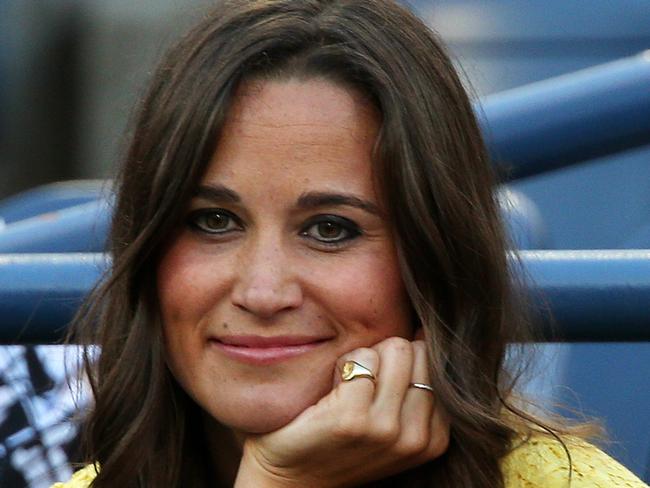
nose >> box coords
[230,238,303,319]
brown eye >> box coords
[317,221,344,240]
[301,215,361,246]
[188,209,241,235]
[204,213,229,230]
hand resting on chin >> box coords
[235,337,450,488]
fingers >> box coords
[332,337,449,466]
[362,338,413,448]
[371,337,414,414]
[397,340,435,454]
[404,340,450,463]
[371,338,449,465]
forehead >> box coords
[202,78,381,198]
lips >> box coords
[215,334,329,347]
[209,335,331,364]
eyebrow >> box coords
[194,184,240,203]
[297,191,381,216]
[194,184,381,216]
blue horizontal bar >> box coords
[517,250,650,342]
[0,199,111,253]
[479,51,650,180]
[0,251,648,344]
[0,253,109,343]
[0,180,107,224]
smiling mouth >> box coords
[209,335,331,364]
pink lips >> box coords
[209,335,329,364]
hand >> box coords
[234,337,450,488]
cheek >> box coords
[157,238,229,391]
[157,237,229,326]
[306,250,412,338]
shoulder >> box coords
[51,464,98,488]
[501,434,648,488]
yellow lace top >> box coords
[52,435,648,487]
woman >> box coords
[53,0,647,487]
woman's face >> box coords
[157,78,413,434]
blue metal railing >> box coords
[0,253,106,343]
[479,51,650,180]
[0,199,111,253]
[1,251,648,344]
[0,179,107,224]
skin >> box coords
[157,78,449,486]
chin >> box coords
[210,382,328,435]
[219,398,308,434]
[235,410,300,434]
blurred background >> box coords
[0,0,648,486]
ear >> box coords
[414,327,425,341]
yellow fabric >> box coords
[51,464,98,488]
[52,437,648,487]
[501,434,648,487]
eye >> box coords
[188,209,242,235]
[300,215,361,246]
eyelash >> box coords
[299,214,362,248]
[187,209,362,247]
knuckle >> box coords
[382,336,411,354]
[395,430,430,457]
[332,415,367,440]
[369,419,400,444]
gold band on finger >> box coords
[341,360,376,382]
[409,382,434,393]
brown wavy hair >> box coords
[73,1,574,486]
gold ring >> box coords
[341,360,376,382]
[409,382,434,393]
